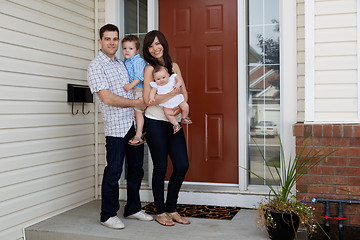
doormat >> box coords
[142,203,240,220]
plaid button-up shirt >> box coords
[87,50,135,137]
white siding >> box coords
[0,0,99,239]
[313,0,358,121]
[300,0,359,122]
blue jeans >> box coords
[100,125,144,222]
[144,117,189,214]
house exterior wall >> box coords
[1,0,359,238]
[295,0,360,227]
[0,0,104,239]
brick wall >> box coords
[294,123,360,227]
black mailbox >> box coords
[67,84,93,115]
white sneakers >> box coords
[101,216,125,229]
[101,210,153,229]
[126,210,154,221]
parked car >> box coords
[251,121,278,137]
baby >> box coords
[149,65,191,134]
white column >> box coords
[147,0,159,30]
[238,0,248,191]
[357,0,360,119]
[105,0,118,24]
[280,0,297,187]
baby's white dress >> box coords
[150,73,185,108]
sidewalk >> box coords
[26,200,271,240]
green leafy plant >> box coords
[246,137,335,238]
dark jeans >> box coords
[100,125,144,222]
[144,117,189,214]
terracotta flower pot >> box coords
[266,210,300,240]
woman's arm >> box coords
[174,75,183,91]
[172,63,188,102]
[143,65,180,106]
[149,87,157,104]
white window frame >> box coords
[240,0,297,192]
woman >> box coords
[143,30,190,226]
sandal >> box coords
[181,117,192,124]
[128,132,146,146]
[173,124,182,134]
[167,212,190,224]
[155,213,175,226]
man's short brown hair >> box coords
[99,24,119,39]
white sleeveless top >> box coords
[145,74,182,122]
[149,74,185,108]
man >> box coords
[87,24,153,229]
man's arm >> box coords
[97,89,146,110]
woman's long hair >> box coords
[143,30,173,75]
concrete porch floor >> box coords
[25,200,274,240]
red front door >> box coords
[159,0,238,183]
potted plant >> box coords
[246,138,334,240]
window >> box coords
[124,0,148,57]
[122,0,150,185]
[247,0,280,185]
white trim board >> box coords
[238,0,248,191]
[358,0,360,119]
[280,0,297,194]
[119,188,266,208]
[305,0,315,122]
[147,0,159,30]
